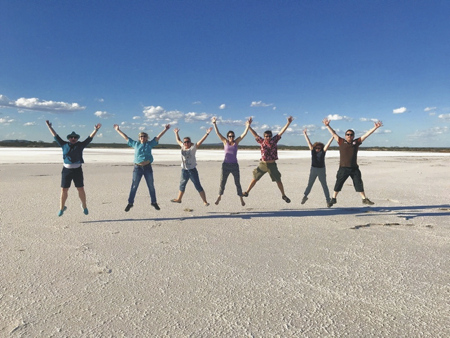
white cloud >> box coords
[143,105,184,122]
[132,116,141,119]
[0,116,15,125]
[424,107,437,112]
[438,113,450,121]
[23,122,37,126]
[409,126,448,138]
[393,107,407,114]
[192,101,202,105]
[327,114,351,121]
[185,112,211,123]
[219,104,226,110]
[0,94,85,113]
[94,110,114,119]
[250,101,273,107]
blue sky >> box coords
[1,0,449,147]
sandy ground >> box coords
[0,149,449,337]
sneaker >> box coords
[151,203,160,210]
[327,201,333,208]
[82,206,89,215]
[330,198,337,205]
[58,206,67,217]
[125,204,133,212]
[362,198,374,205]
[301,196,308,204]
[282,195,291,203]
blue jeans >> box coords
[179,168,204,192]
[304,166,331,202]
[128,164,156,204]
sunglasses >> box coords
[228,135,235,138]
[183,140,191,143]
[69,136,79,139]
[346,134,354,136]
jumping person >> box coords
[114,124,170,212]
[243,116,294,203]
[171,127,213,206]
[322,118,383,205]
[45,120,101,216]
[301,128,334,207]
[211,116,252,206]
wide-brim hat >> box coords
[67,131,80,139]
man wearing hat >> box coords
[46,120,102,216]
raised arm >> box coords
[196,127,213,147]
[360,120,383,143]
[235,117,252,144]
[248,125,259,139]
[173,128,183,146]
[114,124,129,141]
[45,120,57,137]
[155,124,171,142]
[303,128,313,150]
[322,118,340,142]
[323,136,334,152]
[90,123,102,138]
[278,116,294,137]
[211,117,226,144]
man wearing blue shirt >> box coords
[46,120,102,216]
[114,123,170,212]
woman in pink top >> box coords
[211,116,252,206]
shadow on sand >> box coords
[81,204,450,226]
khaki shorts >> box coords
[253,161,281,182]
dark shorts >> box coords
[334,166,364,192]
[61,166,84,188]
[253,161,282,182]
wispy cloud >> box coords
[23,122,37,126]
[393,107,407,114]
[359,117,379,122]
[250,101,273,107]
[327,114,351,121]
[185,112,211,123]
[0,116,15,125]
[0,94,85,113]
[409,126,448,138]
[94,110,114,119]
[438,113,450,121]
[219,104,226,110]
[424,107,436,112]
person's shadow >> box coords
[81,204,450,226]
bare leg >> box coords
[240,195,245,206]
[172,191,184,203]
[199,190,209,206]
[359,191,367,199]
[60,188,69,210]
[276,180,286,196]
[215,195,221,205]
[77,187,87,209]
[244,179,257,196]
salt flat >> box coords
[0,149,449,336]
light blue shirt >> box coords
[127,137,158,164]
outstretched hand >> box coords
[173,127,180,133]
[113,124,120,131]
[374,120,383,128]
[303,128,308,135]
[95,123,102,130]
[206,127,213,134]
[211,116,217,124]
[164,124,171,130]
[322,118,330,126]
[46,120,52,127]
